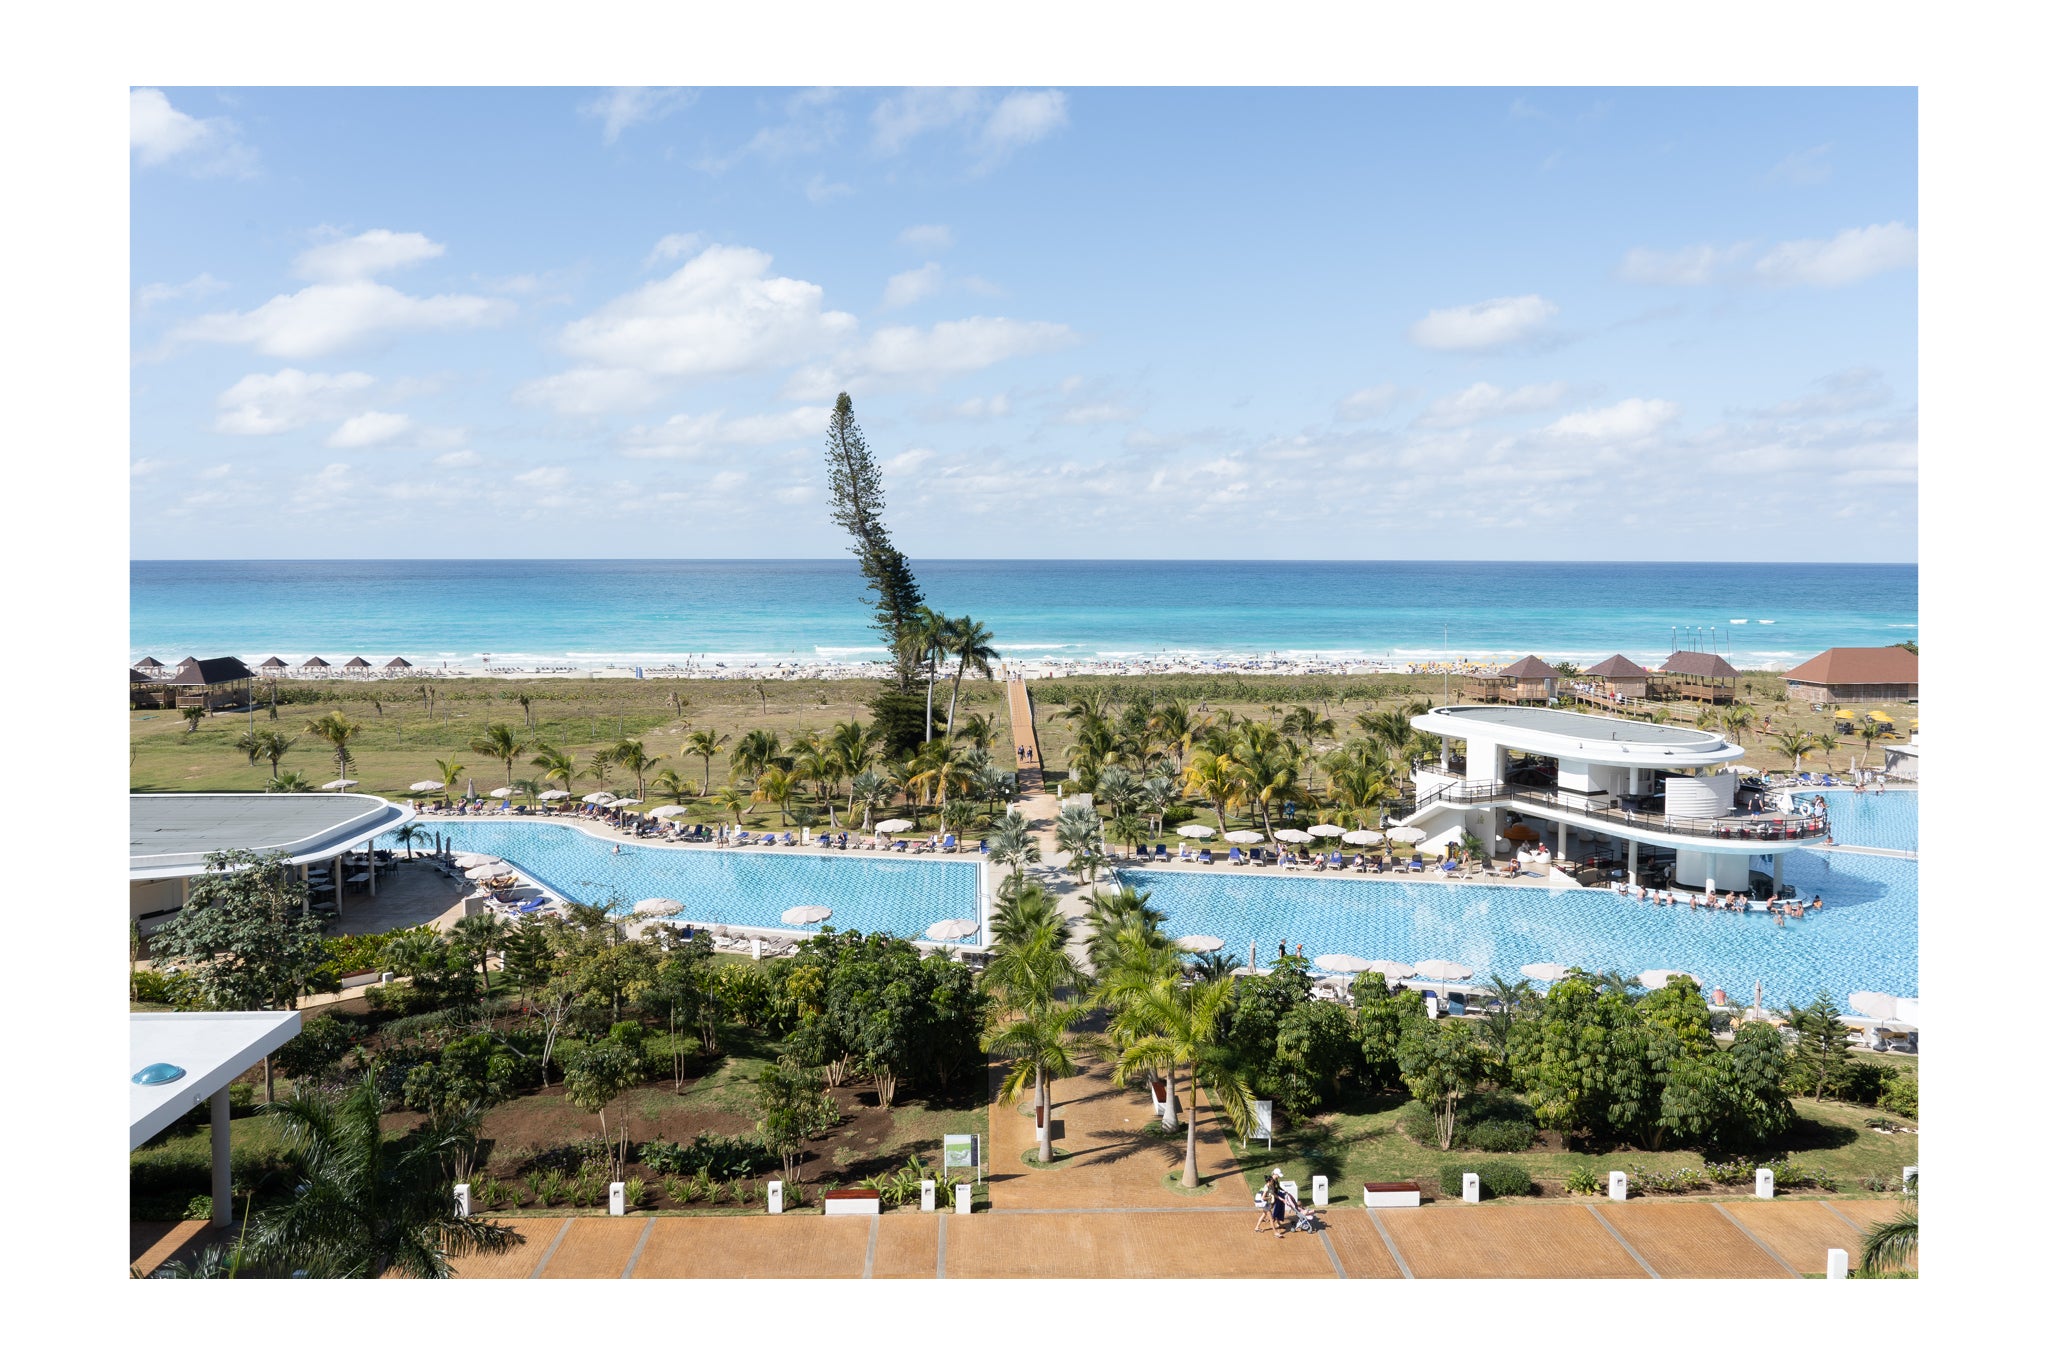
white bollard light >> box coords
[1312,1175,1329,1208]
[920,1179,937,1212]
[954,1183,972,1215]
[608,1181,626,1216]
[1755,1168,1775,1199]
[453,1183,472,1216]
[751,938,762,960]
[1827,1248,1849,1280]
[1608,1171,1628,1201]
[767,1180,784,1215]
[1463,1172,1481,1204]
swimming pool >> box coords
[1797,790,1917,852]
[1119,845,1916,1004]
[380,820,984,944]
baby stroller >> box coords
[1287,1196,1322,1234]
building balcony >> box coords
[1413,767,1828,846]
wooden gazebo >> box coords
[1583,653,1651,699]
[1472,655,1560,704]
[161,656,255,713]
[1653,650,1739,704]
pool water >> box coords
[1120,845,1916,1004]
[1798,790,1917,852]
[380,820,983,943]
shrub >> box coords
[1877,1067,1917,1119]
[184,1194,214,1221]
[1563,1168,1603,1196]
[1703,1157,1758,1186]
[131,970,173,1003]
[638,1133,771,1179]
[1463,1118,1536,1152]
[1440,1160,1533,1199]
[1772,1160,1838,1192]
[662,1175,694,1206]
[274,1011,368,1079]
[1835,1060,1887,1106]
[623,1176,650,1209]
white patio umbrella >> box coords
[1411,959,1474,981]
[782,905,832,925]
[926,918,979,941]
[465,778,477,800]
[648,805,689,818]
[1520,962,1571,982]
[609,797,643,806]
[452,851,495,868]
[408,779,444,792]
[1362,960,1413,979]
[1176,824,1216,838]
[1306,824,1347,838]
[321,778,358,790]
[1847,990,1900,1019]
[1387,825,1427,843]
[1342,830,1384,845]
[1637,969,1696,990]
[581,791,617,804]
[1177,934,1225,952]
[465,861,515,880]
[1224,829,1267,843]
[635,897,687,916]
[488,787,513,798]
[1274,829,1312,844]
[875,818,914,834]
[1314,953,1375,973]
[539,789,572,801]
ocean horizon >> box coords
[130,559,1917,672]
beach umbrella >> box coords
[1501,823,1542,842]
[488,787,512,798]
[1387,825,1427,844]
[1274,829,1312,843]
[609,797,642,806]
[634,897,686,916]
[1412,959,1473,981]
[321,778,358,790]
[539,789,571,801]
[1520,962,1570,982]
[1362,960,1413,979]
[1306,824,1347,838]
[1341,830,1384,846]
[408,779,444,792]
[452,852,495,868]
[926,918,980,941]
[581,791,616,804]
[1224,829,1266,843]
[1848,990,1901,1019]
[1637,969,1696,991]
[465,861,515,880]
[1177,934,1225,952]
[465,778,477,800]
[782,905,832,925]
[648,805,688,818]
[1176,824,1216,838]
[875,818,914,834]
[1314,953,1374,973]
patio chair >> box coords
[1229,847,1246,864]
[941,834,958,853]
[1153,843,1169,860]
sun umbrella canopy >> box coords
[1306,824,1347,837]
[1177,934,1225,952]
[926,917,980,941]
[1224,829,1267,843]
[488,787,512,798]
[1520,962,1570,982]
[782,905,832,925]
[1411,959,1474,980]
[465,861,515,880]
[635,897,686,916]
[1314,953,1375,973]
[581,791,616,803]
[1176,824,1216,838]
[1362,960,1413,979]
[609,797,642,806]
[1274,829,1312,843]
[1847,990,1901,1019]
[386,657,411,668]
[539,790,571,801]
[321,778,358,790]
[452,852,495,868]
[1341,830,1385,845]
[1834,709,1857,720]
[1387,826,1427,843]
[874,818,914,834]
[408,779,444,792]
[648,805,688,818]
[1637,969,1696,990]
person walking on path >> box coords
[1255,1169,1284,1234]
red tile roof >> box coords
[1497,654,1559,678]
[1585,653,1650,679]
[1658,650,1738,679]
[1783,646,1918,685]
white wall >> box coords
[1665,774,1735,818]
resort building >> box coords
[1408,705,1828,893]
[1652,650,1739,704]
[1471,655,1559,703]
[132,1011,301,1228]
[1582,653,1651,699]
[132,655,256,713]
[1783,645,1919,705]
[130,792,413,934]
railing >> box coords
[1412,770,1829,843]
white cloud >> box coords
[621,406,832,459]
[176,280,513,358]
[871,88,1067,166]
[1618,242,1752,286]
[1759,367,1892,418]
[1417,381,1568,429]
[214,368,375,435]
[582,87,694,143]
[294,229,444,282]
[1055,402,1140,426]
[805,175,853,203]
[882,263,944,310]
[1336,384,1402,421]
[1408,294,1557,351]
[327,411,414,448]
[512,367,668,415]
[130,88,255,176]
[871,88,985,153]
[296,462,354,502]
[899,224,953,252]
[1767,143,1833,186]
[434,449,483,468]
[979,90,1068,161]
[1754,222,1917,287]
[137,273,228,308]
[645,233,705,268]
[514,465,573,489]
[552,244,856,382]
[787,316,1076,397]
[884,447,937,475]
[1544,397,1678,441]
[709,470,748,492]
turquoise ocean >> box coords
[130,560,1917,671]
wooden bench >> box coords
[1363,1181,1422,1209]
[823,1189,882,1217]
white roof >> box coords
[130,1011,302,1149]
[1414,705,1745,767]
[131,793,413,880]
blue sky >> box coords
[130,86,1917,560]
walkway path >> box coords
[1005,678,1044,794]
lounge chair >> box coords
[1229,848,1246,865]
[1197,849,1215,864]
[1153,843,1169,861]
[1250,849,1267,867]
[1408,856,1426,872]
[891,839,909,852]
[977,838,988,854]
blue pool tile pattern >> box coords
[380,820,981,943]
[1796,790,1917,851]
[1121,844,1915,1004]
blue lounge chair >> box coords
[1329,854,1346,870]
[1408,856,1425,872]
[1446,995,1466,1017]
[1198,849,1215,864]
[1153,843,1168,861]
[1229,848,1245,864]
[1250,849,1267,866]
[941,834,958,853]
[892,839,909,852]
[977,839,987,854]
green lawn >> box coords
[130,1113,297,1222]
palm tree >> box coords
[1857,719,1884,759]
[651,768,691,805]
[469,721,526,789]
[1772,730,1818,775]
[434,756,468,794]
[987,998,1087,1165]
[953,710,998,754]
[986,810,1040,891]
[1859,1200,1918,1276]
[673,730,720,794]
[713,783,750,829]
[1148,698,1210,774]
[943,615,1001,735]
[1228,724,1304,840]
[732,729,783,784]
[905,741,973,830]
[912,606,952,743]
[1054,804,1105,884]
[1111,976,1256,1189]
[253,730,296,781]
[1107,809,1149,858]
[605,738,659,800]
[984,886,1086,1163]
[1181,748,1239,836]
[303,711,363,783]
[511,692,536,732]
[849,770,892,832]
[246,1070,519,1278]
[447,914,509,991]
[234,729,263,767]
[511,777,545,807]
[754,767,797,824]
[1813,728,1840,773]
[391,823,426,861]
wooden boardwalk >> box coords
[1005,677,1044,793]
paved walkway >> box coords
[1005,678,1044,794]
[132,1197,1897,1278]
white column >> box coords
[210,1086,232,1228]
[1627,840,1638,887]
[334,856,343,910]
[366,842,376,895]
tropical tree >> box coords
[755,1061,839,1185]
[1857,719,1885,758]
[651,768,692,806]
[712,783,750,828]
[1397,1017,1489,1149]
[1181,748,1238,836]
[529,745,576,796]
[1054,804,1105,884]
[1813,728,1840,772]
[1107,808,1149,858]
[1859,1200,1918,1277]
[248,729,296,780]
[470,721,527,789]
[952,710,998,754]
[1772,730,1818,775]
[181,704,208,734]
[1112,976,1256,1188]
[303,711,363,783]
[1784,990,1853,1099]
[732,729,783,784]
[911,606,952,743]
[683,729,727,794]
[268,770,313,792]
[753,767,797,823]
[943,615,1001,734]
[984,901,1086,1164]
[434,756,468,795]
[447,913,510,992]
[511,692,536,732]
[391,823,427,861]
[849,770,892,831]
[986,810,1039,891]
[605,738,659,800]
[246,1068,518,1278]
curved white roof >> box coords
[1413,705,1745,766]
[131,792,413,880]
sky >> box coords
[129,86,1918,561]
